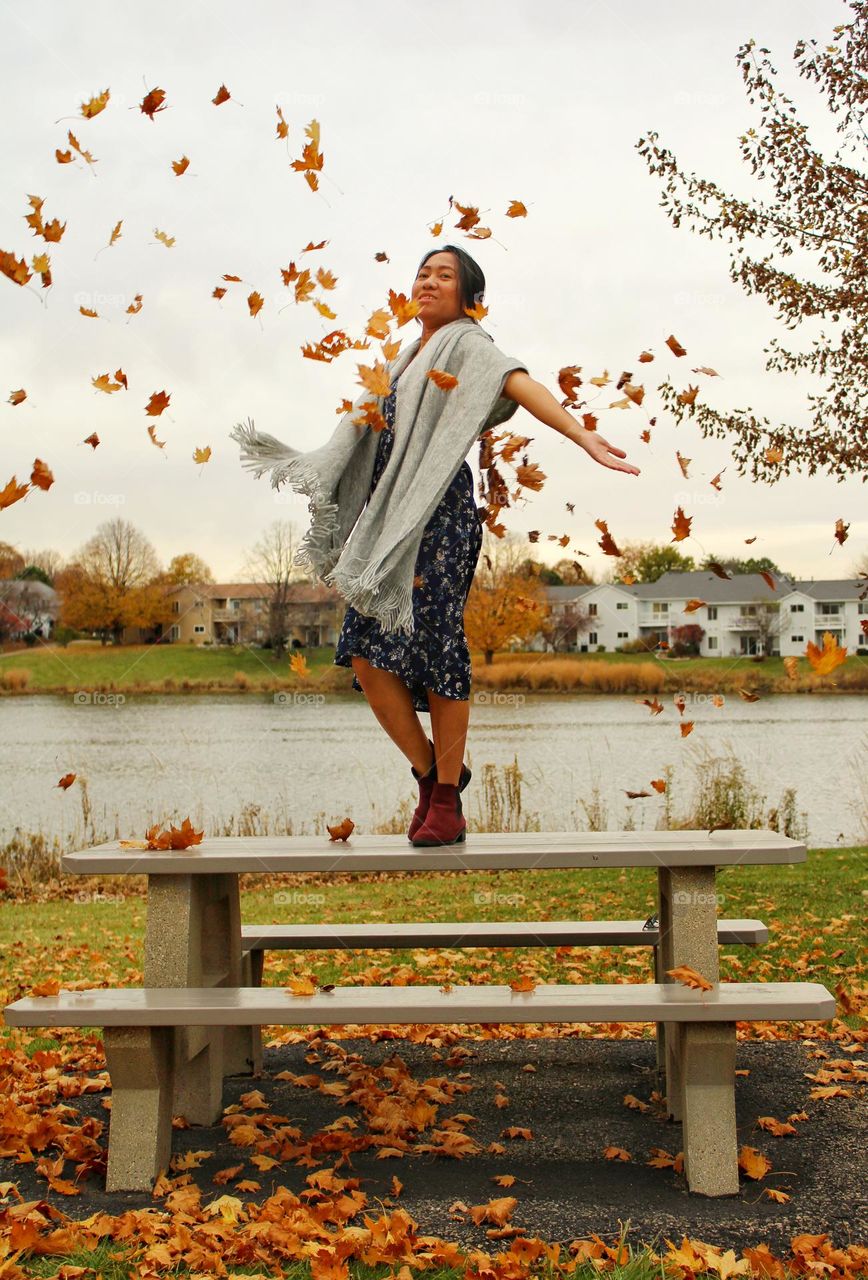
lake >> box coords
[1,692,865,851]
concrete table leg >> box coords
[653,942,666,1072]
[240,949,264,1074]
[657,866,721,1122]
[144,872,252,1124]
[103,1026,174,1192]
[681,1021,740,1196]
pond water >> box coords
[1,692,865,850]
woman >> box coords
[332,244,641,848]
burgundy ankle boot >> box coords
[410,780,467,846]
[408,738,472,841]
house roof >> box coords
[168,581,342,605]
[543,571,867,605]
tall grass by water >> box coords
[0,749,822,895]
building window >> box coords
[707,606,717,620]
[172,600,180,614]
[616,601,627,610]
[652,602,668,615]
[588,631,598,644]
[170,624,180,641]
[790,603,804,612]
[616,630,628,639]
[707,636,718,650]
[791,635,803,643]
[588,603,598,615]
[818,604,840,615]
[231,599,241,611]
[193,624,206,634]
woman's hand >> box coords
[501,371,640,476]
[576,429,641,475]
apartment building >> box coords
[133,581,345,647]
[533,571,868,658]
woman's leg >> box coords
[426,690,470,786]
[351,656,433,775]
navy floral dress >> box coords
[333,373,484,712]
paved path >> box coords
[3,1038,864,1250]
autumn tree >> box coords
[17,547,65,582]
[552,557,596,586]
[164,553,214,586]
[602,541,696,584]
[58,519,170,645]
[241,521,307,660]
[465,531,550,663]
[0,542,25,579]
[637,4,867,481]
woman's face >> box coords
[412,252,465,328]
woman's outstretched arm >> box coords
[502,370,641,476]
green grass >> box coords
[1,848,863,1046]
[2,640,865,693]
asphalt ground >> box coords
[3,1035,865,1253]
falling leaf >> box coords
[145,390,171,416]
[427,368,459,391]
[140,87,167,119]
[171,156,190,176]
[671,506,692,542]
[154,229,175,248]
[637,697,664,715]
[506,200,527,217]
[56,773,76,790]
[805,631,847,675]
[0,476,30,510]
[80,88,110,119]
[833,518,849,545]
[677,385,699,406]
[665,334,687,357]
[193,446,211,464]
[8,389,26,406]
[738,688,761,702]
[147,424,166,449]
[595,518,622,557]
[248,291,264,318]
[327,818,354,842]
[650,779,667,793]
[666,964,713,992]
[30,459,54,491]
[679,720,694,737]
[684,598,706,613]
[212,84,231,105]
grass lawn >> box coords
[1,641,864,692]
[1,846,863,1043]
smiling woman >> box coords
[231,243,640,852]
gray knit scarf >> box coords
[229,315,527,636]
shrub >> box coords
[0,668,31,690]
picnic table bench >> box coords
[2,829,836,1199]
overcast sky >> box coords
[2,0,863,586]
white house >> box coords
[534,571,867,658]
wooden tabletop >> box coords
[61,829,807,874]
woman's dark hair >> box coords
[415,243,485,321]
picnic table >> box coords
[5,828,835,1196]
